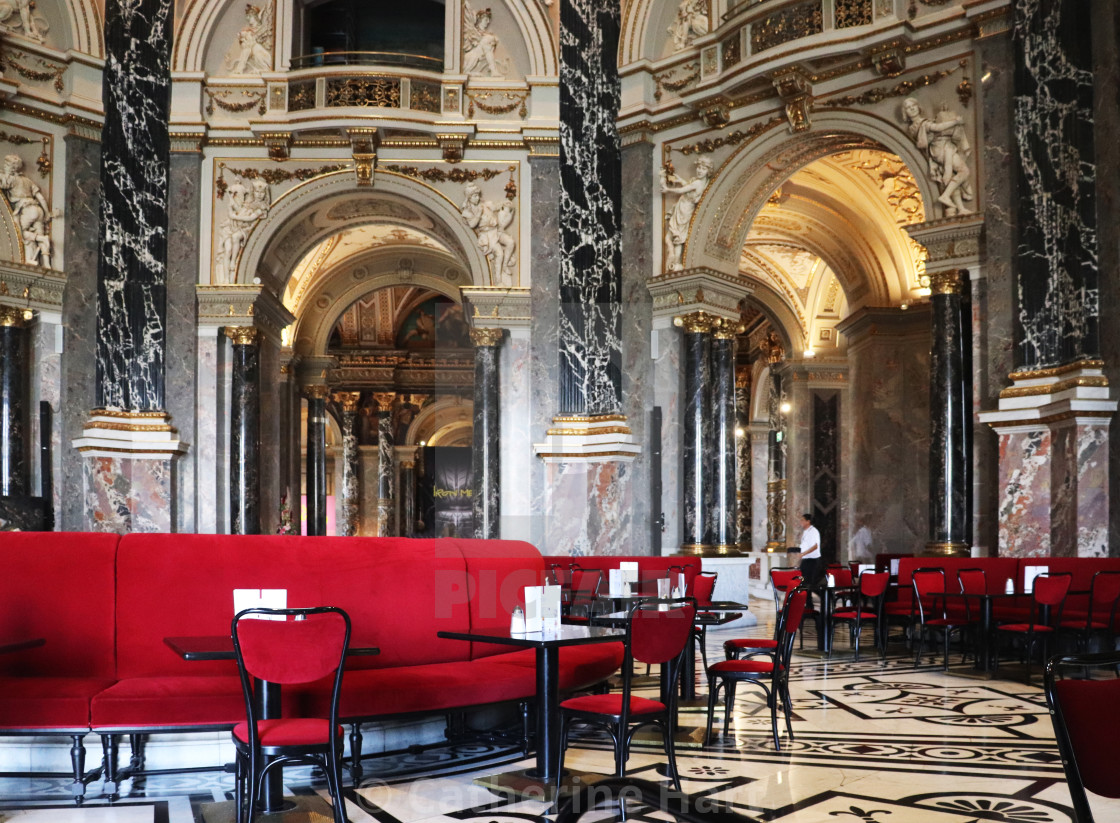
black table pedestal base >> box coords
[474,766,607,802]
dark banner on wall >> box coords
[417,447,474,538]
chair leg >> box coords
[914,624,925,666]
[662,721,682,791]
[942,626,951,671]
[781,681,795,742]
[246,750,260,823]
[723,681,737,737]
[853,619,862,663]
[555,714,571,803]
[704,676,719,745]
[348,724,363,785]
[697,626,709,671]
[326,746,348,823]
[768,685,780,751]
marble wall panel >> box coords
[750,429,769,551]
[194,328,221,533]
[784,371,811,536]
[653,325,681,550]
[500,334,531,540]
[166,154,201,532]
[359,447,379,535]
[1049,422,1109,558]
[258,337,281,534]
[541,459,632,556]
[83,454,173,533]
[30,317,62,519]
[59,135,102,531]
[995,428,1051,557]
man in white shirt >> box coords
[799,513,822,608]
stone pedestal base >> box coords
[979,362,1116,557]
[73,410,185,533]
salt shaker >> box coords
[1004,578,1014,595]
[511,605,526,634]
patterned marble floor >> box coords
[2,620,1116,823]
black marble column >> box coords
[763,336,787,549]
[227,327,260,535]
[304,385,328,536]
[677,312,715,552]
[0,307,30,497]
[558,0,622,415]
[735,366,752,551]
[1013,0,1097,370]
[927,270,970,556]
[400,456,416,538]
[374,393,395,536]
[336,392,360,537]
[711,324,739,554]
[471,328,503,539]
[95,0,173,411]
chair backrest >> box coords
[232,607,351,737]
[1088,570,1120,629]
[958,567,986,595]
[912,568,946,621]
[770,568,803,612]
[1045,652,1120,822]
[776,587,809,666]
[571,568,601,598]
[630,600,697,666]
[690,571,717,606]
[859,571,890,599]
[1033,572,1072,608]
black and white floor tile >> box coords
[2,622,1116,823]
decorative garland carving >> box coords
[204,88,267,116]
[466,91,528,118]
[835,0,872,28]
[0,50,64,92]
[654,63,699,102]
[215,164,347,198]
[819,61,964,107]
[383,164,507,185]
[678,116,783,156]
[0,130,33,146]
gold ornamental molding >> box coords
[73,410,185,457]
[0,305,27,327]
[928,269,962,295]
[334,391,362,412]
[1000,376,1109,399]
[712,317,745,340]
[469,327,505,347]
[534,414,641,463]
[303,384,331,400]
[372,392,397,410]
[552,414,628,424]
[922,541,970,558]
[545,427,633,436]
[224,326,260,346]
[1008,359,1105,382]
[673,310,721,335]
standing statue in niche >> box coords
[225,3,274,74]
[214,177,271,283]
[462,3,510,77]
[660,156,712,272]
[460,182,516,286]
[0,0,48,43]
[668,0,709,52]
[902,97,973,216]
[0,154,52,268]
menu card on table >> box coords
[523,585,561,633]
[234,588,287,619]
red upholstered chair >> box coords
[1045,652,1120,823]
[689,571,719,670]
[828,571,889,661]
[556,599,696,794]
[1059,570,1120,653]
[232,607,350,823]
[770,568,813,649]
[995,572,1071,681]
[704,588,807,750]
[912,569,971,670]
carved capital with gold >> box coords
[333,391,362,413]
[928,269,963,295]
[303,384,330,401]
[0,305,27,327]
[760,330,785,364]
[470,327,505,347]
[673,310,719,335]
[224,326,260,346]
[372,392,396,412]
[712,317,745,340]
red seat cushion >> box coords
[724,638,778,650]
[833,611,877,620]
[560,693,665,716]
[0,677,115,730]
[998,624,1054,633]
[91,676,247,729]
[709,659,776,674]
[233,718,341,747]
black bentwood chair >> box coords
[555,598,696,796]
[232,607,351,823]
[1045,652,1120,823]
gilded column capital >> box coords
[673,310,719,334]
[760,330,784,364]
[470,327,505,347]
[333,391,362,412]
[372,392,396,412]
[0,305,27,327]
[712,317,745,340]
[224,326,260,346]
[928,269,963,295]
[303,384,330,400]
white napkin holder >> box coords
[234,588,287,620]
[524,585,562,632]
[657,578,671,597]
[609,568,623,597]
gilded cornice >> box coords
[1007,359,1105,382]
[928,269,962,295]
[469,327,505,347]
[303,384,330,400]
[224,326,260,346]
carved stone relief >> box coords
[0,152,51,268]
[223,2,275,75]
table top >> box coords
[437,625,625,649]
[0,638,44,655]
[164,635,380,661]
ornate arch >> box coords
[404,396,474,446]
[237,169,489,293]
[61,0,103,57]
[490,0,557,77]
[0,198,24,264]
[686,110,937,275]
[291,245,468,356]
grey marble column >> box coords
[927,271,970,556]
[711,324,739,554]
[470,328,503,539]
[95,0,172,412]
[763,336,787,549]
[304,385,329,536]
[400,456,417,538]
[374,392,395,536]
[677,312,715,553]
[0,307,30,496]
[226,327,260,535]
[735,366,752,551]
[336,391,361,537]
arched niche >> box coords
[405,396,473,446]
[291,245,469,356]
[737,279,809,356]
[236,169,489,293]
[685,111,936,277]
